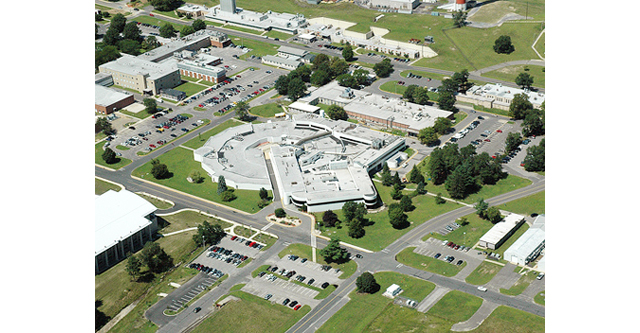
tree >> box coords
[96,12,104,22]
[348,217,365,238]
[342,44,354,61]
[413,87,430,105]
[96,117,114,135]
[381,163,393,186]
[118,39,141,56]
[509,93,533,119]
[275,75,289,95]
[192,19,206,31]
[181,25,196,37]
[505,132,523,153]
[151,159,170,179]
[322,210,339,228]
[435,193,446,204]
[102,147,117,164]
[275,208,286,218]
[143,98,158,114]
[428,149,449,185]
[433,117,452,135]
[391,183,403,200]
[403,84,418,102]
[494,35,515,54]
[259,187,269,201]
[445,161,475,199]
[110,13,127,33]
[220,189,237,202]
[486,206,503,223]
[399,195,414,212]
[141,35,161,51]
[287,77,306,101]
[329,57,349,78]
[123,21,141,41]
[522,108,544,137]
[475,198,489,218]
[438,90,457,111]
[451,69,472,93]
[408,164,424,184]
[336,74,358,89]
[95,45,121,69]
[102,27,120,46]
[190,170,204,183]
[342,201,367,223]
[452,10,467,28]
[150,0,181,11]
[515,72,534,89]
[392,171,402,187]
[292,65,312,83]
[326,104,348,121]
[356,272,379,293]
[139,242,173,274]
[235,100,250,121]
[311,53,330,71]
[310,69,331,87]
[388,203,409,229]
[353,69,370,86]
[458,216,470,226]
[416,181,426,195]
[523,139,545,172]
[217,175,227,194]
[319,238,349,263]
[373,58,393,77]
[159,23,177,38]
[418,127,439,146]
[193,221,226,247]
[125,255,141,281]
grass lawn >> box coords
[132,16,187,29]
[464,261,504,285]
[482,64,545,88]
[95,178,121,195]
[425,213,494,247]
[265,30,294,40]
[278,243,357,279]
[158,210,233,235]
[249,103,284,118]
[534,290,545,306]
[136,193,174,210]
[95,142,132,169]
[131,146,269,213]
[365,303,454,332]
[229,34,280,60]
[378,80,406,96]
[253,233,278,250]
[396,247,466,277]
[499,190,545,216]
[470,305,544,333]
[174,81,208,97]
[182,119,244,149]
[233,225,257,239]
[225,24,265,35]
[191,290,311,333]
[427,290,483,323]
[316,183,462,251]
[317,271,436,333]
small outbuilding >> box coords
[160,88,187,101]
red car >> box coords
[157,141,163,145]
[149,13,154,17]
[231,235,237,240]
[496,129,503,133]
[294,304,301,311]
[259,88,264,92]
[236,75,241,78]
[149,144,156,148]
[484,139,491,142]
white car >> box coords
[536,273,545,280]
[477,286,487,292]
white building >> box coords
[95,190,158,274]
[206,0,308,34]
[478,213,526,250]
[504,215,545,266]
[457,83,545,111]
[383,284,403,298]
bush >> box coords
[220,189,237,202]
[275,208,286,218]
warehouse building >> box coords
[137,30,229,63]
[160,88,187,102]
[206,0,308,34]
[98,54,181,95]
[367,0,421,14]
[504,215,545,266]
[457,83,545,111]
[95,190,158,274]
[176,52,227,83]
[261,54,303,70]
[95,85,135,115]
[478,213,526,250]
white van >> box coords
[477,286,487,292]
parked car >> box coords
[477,286,487,292]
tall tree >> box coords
[373,58,393,77]
[399,195,414,212]
[180,25,196,37]
[452,69,472,93]
[235,100,250,121]
[348,217,365,239]
[452,10,467,28]
[342,44,354,61]
[356,272,379,294]
[336,73,358,89]
[523,139,545,172]
[381,163,393,186]
[522,108,544,137]
[123,21,141,41]
[319,238,349,264]
[342,201,366,223]
[102,147,117,164]
[322,210,339,228]
[259,187,269,201]
[275,75,290,95]
[329,57,349,78]
[217,175,227,194]
[475,198,489,218]
[159,23,177,38]
[413,87,430,105]
[326,104,348,121]
[403,84,418,102]
[353,69,369,86]
[95,45,121,69]
[310,69,331,87]
[505,132,523,152]
[493,35,515,54]
[141,35,161,51]
[388,203,409,229]
[110,13,127,33]
[150,0,181,12]
[509,93,533,119]
[102,27,120,46]
[418,127,439,146]
[445,161,475,199]
[433,117,452,135]
[193,221,226,247]
[192,19,206,31]
[437,90,457,111]
[311,53,330,71]
[150,159,170,179]
[486,206,503,223]
[515,72,534,89]
[143,98,157,114]
[118,39,141,56]
[125,255,141,281]
[287,76,306,101]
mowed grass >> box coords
[249,103,284,118]
[95,142,132,169]
[426,213,494,247]
[482,64,546,88]
[499,190,545,216]
[316,183,462,251]
[95,178,122,195]
[500,269,538,296]
[182,118,244,149]
[191,290,311,333]
[317,271,435,333]
[396,247,466,277]
[465,261,504,285]
[365,303,454,333]
[427,290,483,323]
[174,81,208,97]
[131,146,269,213]
[158,210,233,235]
[470,305,545,333]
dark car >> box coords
[456,260,463,266]
[282,298,290,306]
[321,282,330,289]
[289,301,298,308]
[193,307,201,313]
[434,253,441,259]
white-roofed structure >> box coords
[95,190,158,274]
[478,213,526,250]
[457,83,545,111]
[287,101,320,114]
[504,215,546,266]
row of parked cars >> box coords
[189,263,225,278]
[442,240,471,252]
[230,235,265,249]
[281,298,302,311]
[433,253,464,266]
[260,265,331,289]
[207,245,250,266]
[181,78,237,106]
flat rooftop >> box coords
[479,213,526,246]
[137,30,214,62]
[95,85,132,106]
[99,54,177,80]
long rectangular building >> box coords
[504,215,545,266]
[98,54,181,95]
[478,213,526,250]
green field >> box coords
[191,290,311,333]
[482,64,545,88]
[427,290,483,323]
[95,178,122,195]
[317,271,435,333]
[470,305,545,333]
[249,102,284,118]
[131,146,269,213]
[465,261,504,285]
[396,247,467,277]
[158,210,233,235]
[95,142,132,169]
[426,213,495,247]
[136,193,174,210]
[500,269,538,296]
[316,182,462,251]
[174,81,208,97]
[499,190,545,216]
[378,81,406,96]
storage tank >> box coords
[454,0,467,11]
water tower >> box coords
[454,0,467,11]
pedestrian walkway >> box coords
[161,227,198,237]
[450,300,499,331]
[416,285,450,313]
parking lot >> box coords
[413,237,485,280]
[190,234,266,271]
[241,274,322,309]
